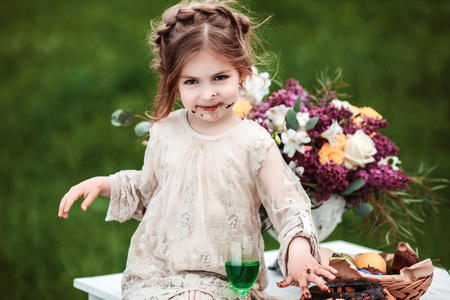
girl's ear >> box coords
[239,73,246,85]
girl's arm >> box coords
[58,176,111,219]
[106,169,154,223]
[59,125,157,222]
[256,142,337,298]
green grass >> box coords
[1,0,448,299]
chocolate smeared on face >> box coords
[225,102,235,109]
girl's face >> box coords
[178,50,241,125]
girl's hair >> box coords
[148,0,258,121]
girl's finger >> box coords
[58,192,72,217]
[58,197,66,217]
[61,189,83,217]
[81,191,98,211]
[276,274,293,288]
[297,276,310,299]
[320,265,338,274]
[308,273,329,292]
[315,267,337,281]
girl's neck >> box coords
[186,109,243,136]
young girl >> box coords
[58,1,337,299]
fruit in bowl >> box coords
[332,252,356,265]
[326,243,433,300]
[355,252,387,275]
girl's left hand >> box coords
[277,237,338,299]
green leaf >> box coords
[111,109,124,127]
[111,109,135,127]
[384,229,392,245]
[429,178,449,183]
[305,116,319,130]
[338,116,351,125]
[341,178,365,195]
[421,164,438,177]
[272,78,283,89]
[286,109,300,131]
[431,184,448,191]
[397,224,414,238]
[293,96,302,112]
[408,210,425,222]
[402,198,424,204]
[311,203,324,210]
[134,121,151,137]
[354,203,373,219]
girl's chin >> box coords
[192,110,224,121]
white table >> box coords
[74,240,450,299]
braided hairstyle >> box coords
[149,0,256,121]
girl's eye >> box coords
[185,79,198,85]
[214,75,228,81]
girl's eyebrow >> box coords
[180,69,232,79]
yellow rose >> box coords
[335,133,347,150]
[232,99,253,118]
[353,106,383,125]
[359,106,382,119]
[318,142,345,164]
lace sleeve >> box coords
[255,141,319,277]
[105,128,158,223]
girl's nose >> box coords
[201,86,217,101]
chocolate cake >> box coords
[299,280,393,300]
[361,266,383,275]
[391,242,420,275]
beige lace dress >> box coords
[106,109,319,299]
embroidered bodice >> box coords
[106,109,318,299]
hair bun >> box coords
[236,14,250,36]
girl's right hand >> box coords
[58,176,111,219]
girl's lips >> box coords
[198,103,223,111]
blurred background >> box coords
[1,0,448,299]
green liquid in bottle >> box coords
[225,261,260,294]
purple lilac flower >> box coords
[248,102,270,122]
[268,89,298,108]
[314,162,349,201]
[287,148,320,185]
[344,117,389,135]
[285,78,311,102]
[366,163,410,190]
[318,92,337,107]
[306,105,352,138]
[372,133,400,161]
[347,163,410,205]
[361,117,389,135]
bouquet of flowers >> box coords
[111,68,446,244]
[232,67,445,243]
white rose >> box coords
[344,130,377,170]
[265,105,289,132]
[320,120,343,147]
[241,66,271,105]
[330,99,359,117]
[296,111,310,129]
